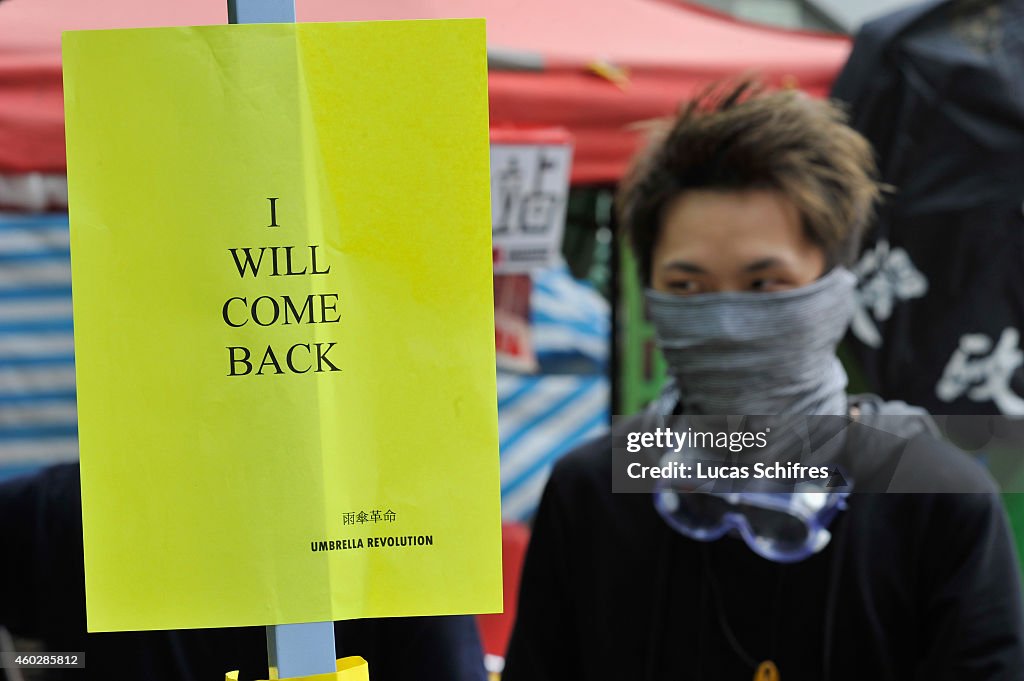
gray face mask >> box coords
[644,267,857,416]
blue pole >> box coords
[266,622,338,678]
[227,1,338,678]
[227,0,295,23]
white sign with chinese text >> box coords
[490,143,572,274]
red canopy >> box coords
[0,0,849,183]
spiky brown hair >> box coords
[618,79,882,285]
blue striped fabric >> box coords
[498,373,609,520]
[0,212,77,481]
[498,262,610,521]
[530,264,609,373]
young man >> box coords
[503,82,1024,680]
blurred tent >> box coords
[0,0,850,184]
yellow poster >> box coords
[62,20,501,632]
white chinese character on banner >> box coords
[936,327,1024,415]
[850,239,928,348]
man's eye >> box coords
[750,278,788,292]
[668,280,701,295]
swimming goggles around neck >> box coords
[647,382,852,562]
[654,485,849,563]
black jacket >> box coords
[504,417,1024,680]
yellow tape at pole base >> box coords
[226,656,369,681]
